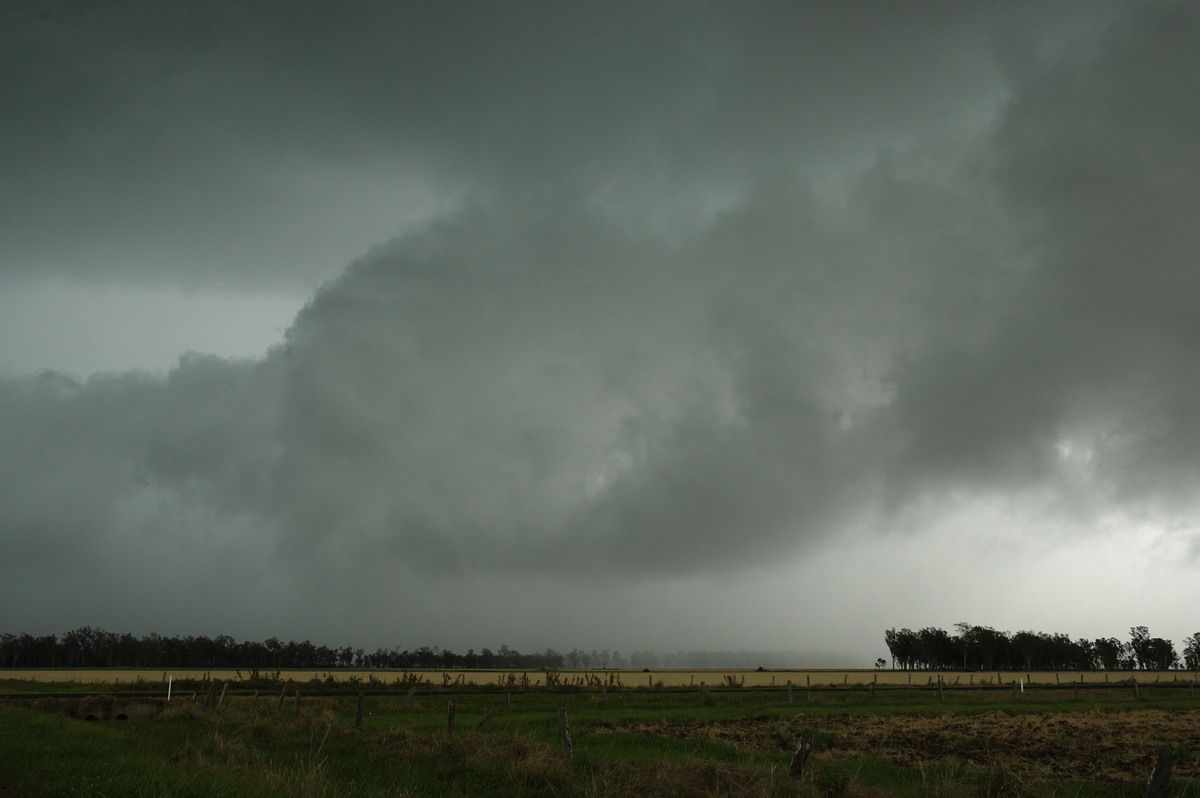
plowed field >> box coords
[610,708,1200,782]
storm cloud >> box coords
[2,0,1198,657]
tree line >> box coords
[0,628,818,671]
[0,628,611,671]
[884,624,1200,671]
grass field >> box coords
[2,671,1199,796]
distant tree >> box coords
[953,623,1010,670]
[1091,637,1127,670]
[1010,631,1042,671]
[915,627,953,670]
[1183,633,1200,671]
[875,657,887,670]
[1142,636,1178,671]
[884,628,918,670]
[1129,626,1152,669]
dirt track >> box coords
[614,708,1200,783]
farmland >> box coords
[2,669,1199,796]
[4,667,1188,688]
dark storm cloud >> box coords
[887,1,1200,514]
[2,0,1198,647]
[2,0,1058,288]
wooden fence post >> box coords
[1133,678,1140,700]
[355,692,365,729]
[275,686,286,709]
[446,700,456,736]
[787,680,793,705]
[294,690,301,712]
[201,679,219,709]
[789,739,813,778]
[1144,745,1174,798]
[558,705,572,760]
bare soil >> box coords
[610,708,1200,783]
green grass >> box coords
[2,684,1198,797]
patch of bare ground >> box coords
[607,709,1200,783]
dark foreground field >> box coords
[2,678,1198,797]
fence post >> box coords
[202,679,222,710]
[1144,745,1174,798]
[447,700,456,736]
[275,686,286,709]
[355,692,365,729]
[1133,678,1140,700]
[294,689,301,712]
[558,705,572,760]
[789,739,813,778]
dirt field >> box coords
[611,707,1200,782]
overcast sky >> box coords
[3,0,1199,664]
